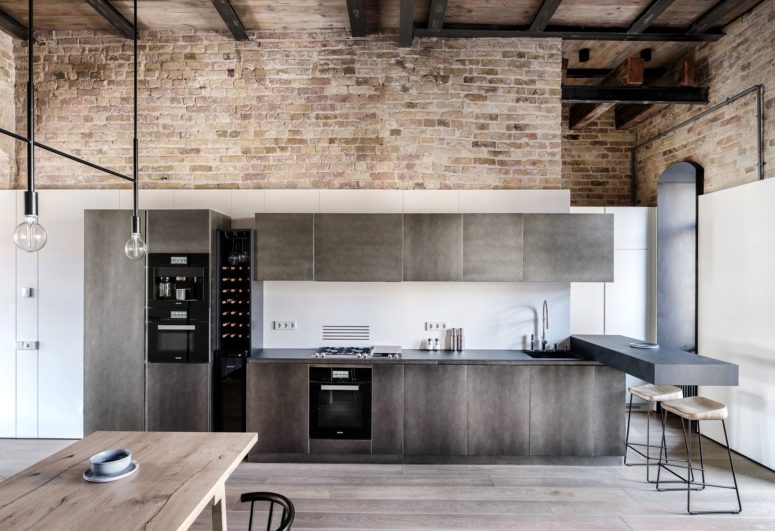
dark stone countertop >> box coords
[570,334,739,386]
[249,348,602,366]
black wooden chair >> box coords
[241,492,295,531]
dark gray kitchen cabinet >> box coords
[466,366,530,456]
[529,365,596,456]
[404,365,467,456]
[523,214,614,282]
[254,213,314,281]
[403,214,463,281]
[463,214,524,281]
[247,363,308,456]
[315,214,403,281]
[372,365,404,455]
[146,363,209,432]
[147,209,215,254]
[84,210,146,434]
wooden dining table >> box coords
[0,431,257,531]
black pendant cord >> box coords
[131,0,140,232]
[25,0,36,217]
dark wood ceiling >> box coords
[0,0,761,34]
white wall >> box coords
[263,281,570,350]
[698,178,775,469]
[0,188,570,438]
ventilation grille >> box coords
[322,325,370,342]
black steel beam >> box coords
[562,85,709,104]
[567,67,667,79]
[412,23,724,41]
[84,0,134,39]
[346,0,367,36]
[210,0,250,41]
[0,8,26,40]
[688,0,745,34]
[427,0,448,30]
[399,0,415,47]
[529,0,563,32]
[627,0,676,34]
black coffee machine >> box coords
[147,253,210,363]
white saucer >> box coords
[630,342,659,349]
[83,461,139,483]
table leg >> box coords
[212,483,227,531]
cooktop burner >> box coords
[313,346,372,358]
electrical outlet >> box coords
[273,320,297,331]
[425,322,447,331]
[17,340,38,350]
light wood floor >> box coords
[2,413,773,530]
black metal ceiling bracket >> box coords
[562,85,709,104]
[0,8,27,40]
[210,0,250,41]
[84,0,134,39]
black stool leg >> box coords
[656,408,666,489]
[696,421,705,490]
[624,393,633,465]
[723,420,742,514]
[686,418,692,514]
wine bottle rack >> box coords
[215,231,253,355]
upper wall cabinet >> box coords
[523,214,614,282]
[147,210,213,254]
[315,214,403,281]
[463,214,524,281]
[255,214,313,281]
[403,214,463,281]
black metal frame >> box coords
[242,492,295,531]
[0,0,142,240]
[656,408,742,515]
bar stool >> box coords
[657,396,742,515]
[625,384,684,482]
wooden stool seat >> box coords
[662,396,728,421]
[629,384,683,402]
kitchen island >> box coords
[246,349,624,465]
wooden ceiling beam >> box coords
[346,0,367,36]
[399,0,415,47]
[529,0,563,32]
[688,0,746,34]
[412,24,724,42]
[84,0,133,39]
[427,0,448,31]
[210,0,250,41]
[627,0,676,34]
[0,8,27,40]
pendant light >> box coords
[13,0,46,253]
[124,0,146,260]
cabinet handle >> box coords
[320,385,359,391]
[157,324,196,331]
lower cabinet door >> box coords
[404,365,466,456]
[371,365,404,455]
[466,366,530,456]
[147,363,209,432]
[247,363,308,455]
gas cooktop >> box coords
[312,346,402,359]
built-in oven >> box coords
[147,307,209,363]
[309,367,371,440]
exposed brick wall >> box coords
[14,30,562,191]
[633,0,774,205]
[0,32,15,188]
[561,105,634,206]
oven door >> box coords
[148,321,209,363]
[310,379,372,440]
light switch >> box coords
[21,287,33,298]
[17,340,38,350]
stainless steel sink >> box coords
[523,350,581,360]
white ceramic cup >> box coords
[89,449,132,476]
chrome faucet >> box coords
[541,300,549,351]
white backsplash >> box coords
[261,281,570,350]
